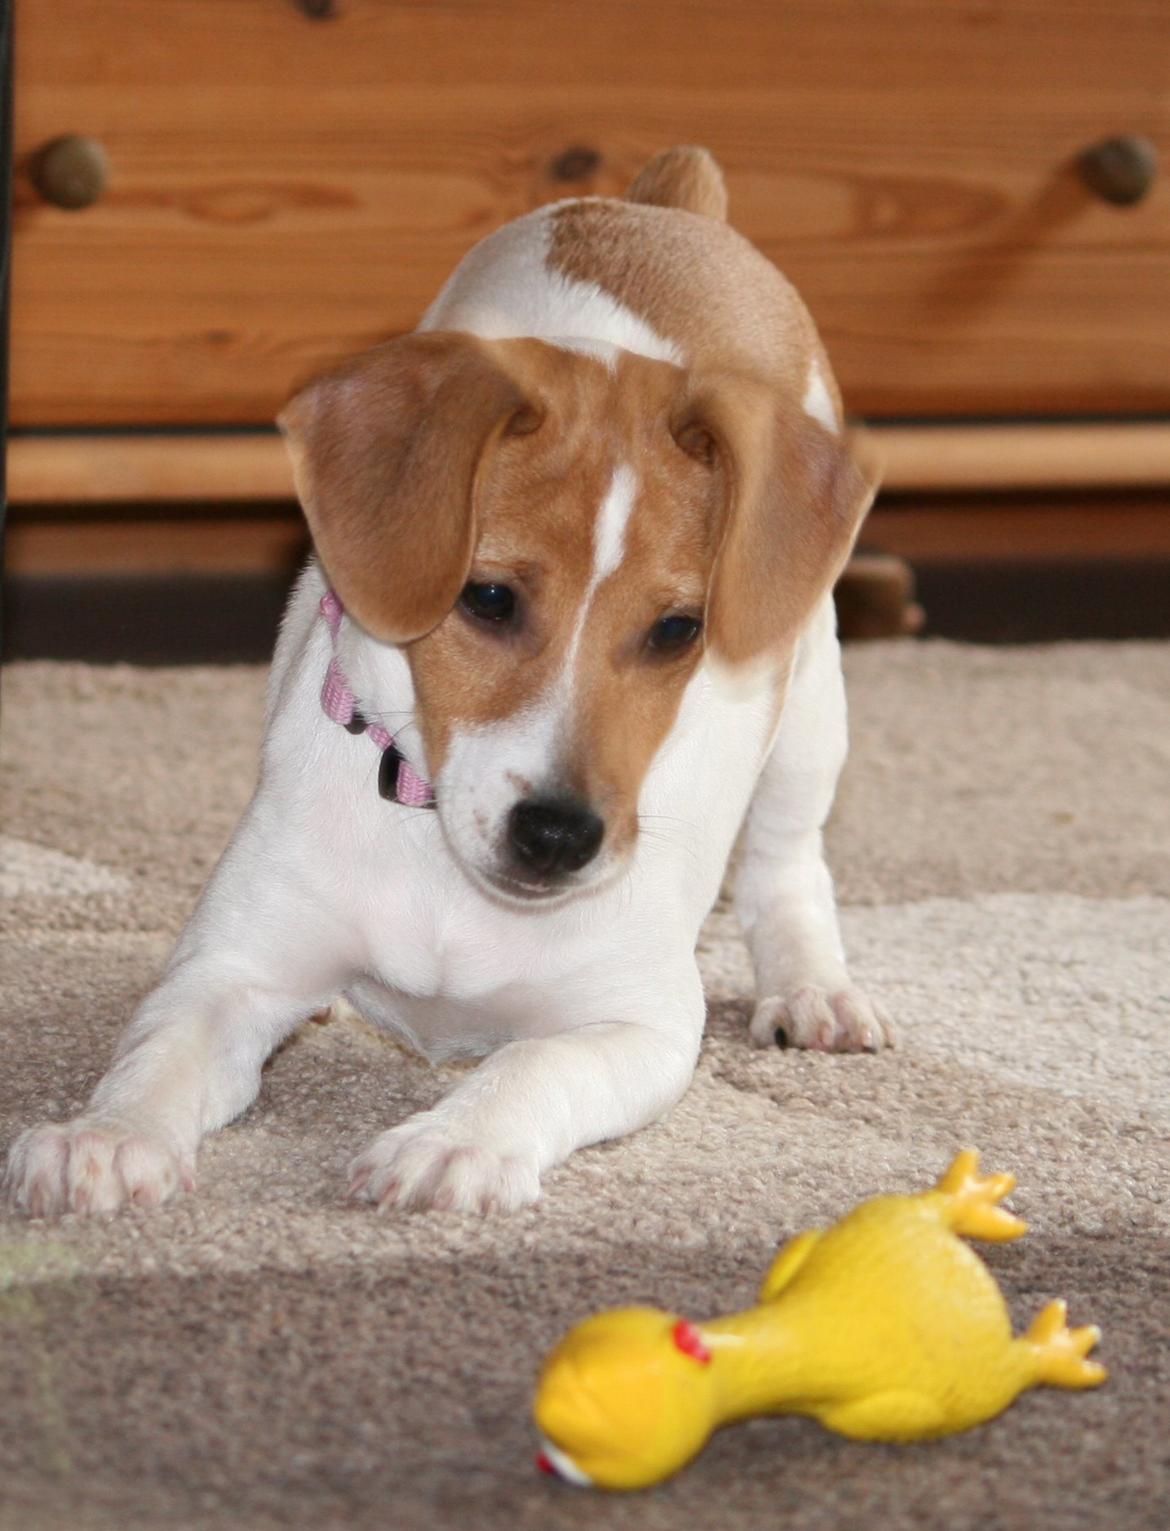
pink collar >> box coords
[319,590,436,808]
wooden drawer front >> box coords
[12,0,1170,426]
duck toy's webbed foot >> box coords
[1024,1300,1108,1389]
[931,1148,1028,1242]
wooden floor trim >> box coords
[7,421,1170,505]
[865,421,1170,492]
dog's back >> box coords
[422,147,840,431]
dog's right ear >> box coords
[279,332,535,644]
[674,372,878,668]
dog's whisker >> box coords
[636,814,705,872]
[362,713,423,741]
[639,812,701,835]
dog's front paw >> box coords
[749,985,895,1054]
[3,1119,195,1218]
[347,1124,541,1214]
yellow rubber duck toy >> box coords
[534,1151,1105,1490]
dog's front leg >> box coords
[4,824,346,1217]
[4,963,334,1218]
[734,599,893,1053]
[349,973,704,1214]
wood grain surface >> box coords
[11,0,1170,425]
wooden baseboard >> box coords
[864,492,1170,563]
[7,421,1170,506]
[7,491,1169,580]
[4,506,308,577]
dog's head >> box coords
[280,332,873,904]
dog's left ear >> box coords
[279,332,534,644]
[675,376,878,667]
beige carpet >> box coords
[1,642,1168,1531]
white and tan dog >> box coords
[5,147,891,1219]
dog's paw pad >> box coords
[3,1120,193,1219]
[348,1127,540,1214]
[749,986,895,1054]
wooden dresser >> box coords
[6,0,1170,624]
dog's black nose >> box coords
[507,797,604,877]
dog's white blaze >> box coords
[560,464,637,687]
[438,466,637,884]
[485,464,637,795]
[591,463,637,586]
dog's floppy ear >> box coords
[675,376,878,666]
[279,332,534,644]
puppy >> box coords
[5,146,890,1219]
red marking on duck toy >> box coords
[671,1319,712,1365]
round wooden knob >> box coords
[30,135,110,210]
[549,146,602,182]
[1078,135,1158,206]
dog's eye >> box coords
[647,613,702,654]
[460,582,517,625]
